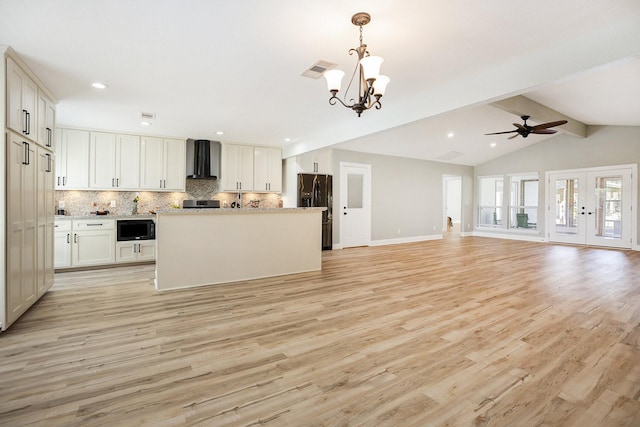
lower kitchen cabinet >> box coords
[54,219,72,268]
[6,131,38,326]
[54,219,116,268]
[55,218,157,269]
[115,241,156,263]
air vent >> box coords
[301,60,337,79]
[436,151,464,161]
[140,112,156,120]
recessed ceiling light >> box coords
[284,138,291,142]
[447,132,454,138]
[140,121,151,126]
[215,131,224,135]
[92,82,108,89]
[490,142,497,148]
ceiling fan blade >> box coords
[508,134,520,139]
[531,120,568,130]
[485,130,518,135]
[513,123,527,131]
[531,129,558,135]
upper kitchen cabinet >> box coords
[254,146,282,193]
[6,57,39,143]
[140,137,185,191]
[90,132,140,190]
[297,149,332,174]
[55,128,90,190]
[221,144,254,192]
[37,91,56,150]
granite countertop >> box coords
[155,207,326,215]
[55,214,156,220]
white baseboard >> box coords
[472,230,546,243]
[369,234,443,247]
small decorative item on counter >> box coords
[132,196,139,215]
[278,199,283,208]
[249,199,260,208]
[95,210,110,216]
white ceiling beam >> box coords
[489,95,587,138]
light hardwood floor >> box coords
[1,237,640,426]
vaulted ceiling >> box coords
[1,0,639,165]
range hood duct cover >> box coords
[186,139,221,179]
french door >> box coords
[547,167,634,248]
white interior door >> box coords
[548,167,634,248]
[443,175,462,233]
[340,162,371,248]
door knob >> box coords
[344,212,347,215]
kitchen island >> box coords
[154,207,325,290]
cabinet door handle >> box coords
[22,110,28,134]
[63,176,66,186]
[112,178,115,187]
[26,111,31,135]
[86,223,103,226]
[46,127,52,147]
[67,233,70,244]
[74,233,77,243]
[133,244,137,253]
[116,178,119,187]
[22,141,30,165]
[45,153,52,172]
[57,176,61,186]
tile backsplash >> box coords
[56,179,282,216]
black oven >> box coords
[117,219,155,241]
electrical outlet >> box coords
[110,200,116,208]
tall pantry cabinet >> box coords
[2,47,57,331]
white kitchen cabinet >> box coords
[297,149,332,174]
[6,131,38,326]
[54,220,72,269]
[55,128,90,189]
[221,144,254,191]
[90,132,140,190]
[37,90,56,150]
[140,137,185,191]
[115,241,156,263]
[36,147,55,297]
[254,146,282,192]
[6,57,38,142]
[71,219,115,267]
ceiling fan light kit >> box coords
[485,115,568,139]
[324,12,390,117]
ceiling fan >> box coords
[485,115,568,139]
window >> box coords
[478,176,503,227]
[509,174,538,229]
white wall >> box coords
[474,125,640,243]
[331,149,474,245]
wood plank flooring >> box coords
[1,237,640,426]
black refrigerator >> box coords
[298,173,333,250]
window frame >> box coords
[477,175,504,228]
[508,173,539,230]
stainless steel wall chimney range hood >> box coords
[186,139,221,179]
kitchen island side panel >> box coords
[155,209,323,290]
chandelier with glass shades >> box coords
[323,12,390,117]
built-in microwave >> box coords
[116,219,155,241]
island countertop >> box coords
[155,207,325,215]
